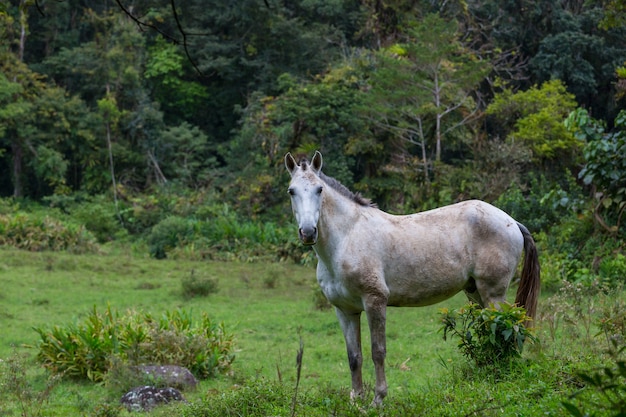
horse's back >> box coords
[348,200,524,307]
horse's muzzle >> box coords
[299,226,318,245]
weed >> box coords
[563,340,626,416]
[0,349,61,417]
[597,287,626,349]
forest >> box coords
[0,0,625,272]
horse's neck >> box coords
[315,190,360,257]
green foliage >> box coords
[494,173,584,233]
[486,80,579,161]
[33,306,235,382]
[181,270,219,299]
[0,212,98,253]
[147,216,194,259]
[576,110,626,233]
[157,122,216,188]
[563,341,626,417]
[440,303,536,367]
[71,198,125,243]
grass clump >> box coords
[181,269,219,299]
[33,306,235,382]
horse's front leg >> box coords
[335,308,363,401]
[365,298,388,406]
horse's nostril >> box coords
[299,226,318,244]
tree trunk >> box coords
[12,141,23,198]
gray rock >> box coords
[135,365,198,390]
[121,385,186,412]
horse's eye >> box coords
[288,188,295,196]
[316,186,323,195]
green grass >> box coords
[0,247,622,416]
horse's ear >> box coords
[311,151,323,174]
[285,152,297,175]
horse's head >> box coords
[284,151,324,245]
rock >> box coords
[135,365,198,390]
[121,385,186,412]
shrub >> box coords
[147,216,194,259]
[181,270,219,299]
[440,303,536,367]
[0,212,98,253]
[72,199,124,243]
[34,306,235,382]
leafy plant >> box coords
[33,306,235,382]
[0,212,98,253]
[440,303,536,367]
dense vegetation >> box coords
[0,0,624,278]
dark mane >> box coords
[320,172,377,208]
[298,157,376,208]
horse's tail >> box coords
[514,222,541,320]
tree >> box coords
[0,11,84,197]
[362,14,490,177]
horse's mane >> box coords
[299,157,377,208]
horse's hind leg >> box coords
[473,268,515,309]
[335,308,364,401]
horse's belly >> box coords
[383,254,471,307]
[386,275,468,307]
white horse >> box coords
[285,151,540,405]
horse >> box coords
[284,151,540,406]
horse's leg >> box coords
[365,299,388,406]
[335,308,364,400]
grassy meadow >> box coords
[0,246,623,416]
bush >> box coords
[72,198,125,243]
[440,303,536,367]
[34,306,235,382]
[147,216,194,259]
[181,270,219,299]
[0,212,98,253]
